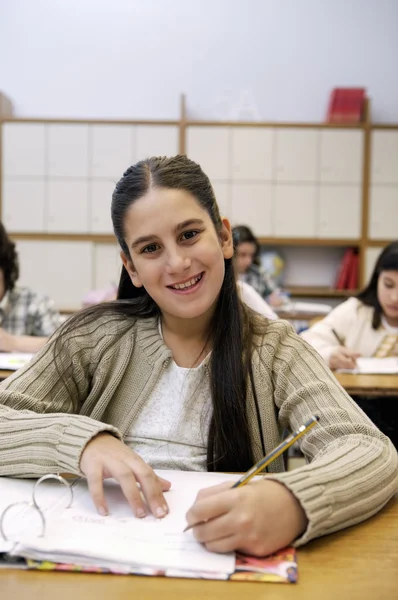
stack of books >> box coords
[326,88,366,123]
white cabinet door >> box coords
[135,125,179,161]
[90,180,115,234]
[274,129,318,182]
[230,183,273,237]
[318,186,362,238]
[47,181,89,232]
[371,131,398,184]
[48,124,89,177]
[2,123,46,177]
[186,126,229,179]
[230,127,273,181]
[369,186,398,239]
[320,130,363,184]
[93,244,121,288]
[16,240,93,310]
[211,181,231,219]
[274,185,317,237]
[90,125,133,179]
[2,180,46,232]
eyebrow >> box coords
[131,219,205,249]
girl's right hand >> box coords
[80,433,171,518]
[329,347,361,370]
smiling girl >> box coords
[0,156,397,558]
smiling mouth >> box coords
[168,273,203,291]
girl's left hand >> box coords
[185,479,308,557]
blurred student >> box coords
[301,241,398,446]
[0,222,61,353]
[233,225,285,308]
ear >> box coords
[120,251,143,288]
[220,218,234,260]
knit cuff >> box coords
[56,417,122,475]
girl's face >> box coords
[377,270,398,326]
[121,187,233,323]
[235,242,257,274]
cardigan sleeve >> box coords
[300,298,360,365]
[255,320,398,546]
[0,321,122,478]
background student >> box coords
[0,156,396,559]
[232,225,285,308]
[301,241,398,446]
[0,222,61,353]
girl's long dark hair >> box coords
[357,241,398,329]
[56,155,266,472]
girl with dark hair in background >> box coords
[0,222,61,353]
[0,156,396,558]
[301,241,398,446]
[232,225,284,307]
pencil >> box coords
[183,414,320,532]
[331,328,344,346]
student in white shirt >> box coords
[301,241,398,446]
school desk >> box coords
[0,369,12,381]
[334,372,398,397]
[1,494,396,600]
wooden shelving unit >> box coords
[285,287,357,298]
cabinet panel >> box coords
[48,124,89,177]
[369,186,398,239]
[274,185,317,237]
[186,127,229,179]
[320,130,363,183]
[93,244,120,289]
[2,180,46,232]
[274,129,318,182]
[211,181,231,219]
[318,186,361,238]
[47,180,89,232]
[16,240,92,310]
[135,125,179,161]
[3,123,46,177]
[90,180,115,233]
[230,127,273,181]
[230,183,273,237]
[91,125,133,179]
[371,131,398,184]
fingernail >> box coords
[136,508,147,518]
[99,507,108,516]
[155,506,167,518]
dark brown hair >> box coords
[0,222,19,292]
[56,156,267,472]
[232,225,261,266]
[357,241,398,329]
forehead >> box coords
[380,270,398,280]
[236,242,257,254]
[123,187,211,235]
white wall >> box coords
[1,0,397,122]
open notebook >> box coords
[0,470,297,583]
[338,357,398,374]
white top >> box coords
[125,322,212,470]
[381,316,398,334]
[301,297,398,365]
[237,280,277,319]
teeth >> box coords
[171,275,201,290]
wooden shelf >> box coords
[10,233,116,244]
[257,238,360,248]
[285,287,358,298]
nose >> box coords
[165,246,191,274]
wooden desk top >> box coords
[334,371,398,397]
[1,496,397,600]
[0,369,13,380]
